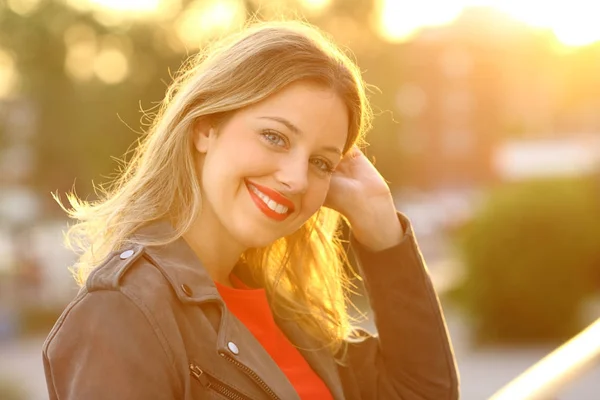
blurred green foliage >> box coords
[0,379,25,400]
[3,0,600,204]
[0,1,183,203]
[0,0,404,209]
[454,177,600,344]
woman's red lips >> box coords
[245,180,295,221]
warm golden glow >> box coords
[175,0,245,48]
[63,23,130,84]
[546,4,600,47]
[491,318,600,399]
[0,49,19,99]
[93,47,129,84]
[7,0,42,15]
[68,0,600,48]
[89,0,160,13]
[377,0,464,42]
[69,0,182,20]
[300,0,332,13]
[64,24,97,82]
[497,1,600,47]
[376,0,600,47]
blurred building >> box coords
[494,134,600,181]
[391,7,600,190]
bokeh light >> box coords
[88,0,160,13]
[93,48,129,84]
[1,2,600,399]
[376,0,600,47]
[63,24,97,82]
[0,49,19,99]
[175,0,245,48]
[6,0,42,16]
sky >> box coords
[377,0,600,46]
[77,0,600,47]
[1,0,599,95]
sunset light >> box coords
[377,0,464,43]
[3,0,600,397]
[175,0,245,47]
[0,49,19,99]
[65,0,600,46]
[377,0,600,47]
[88,0,161,13]
[62,0,600,48]
[299,0,332,12]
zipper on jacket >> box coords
[219,352,281,400]
[189,363,251,400]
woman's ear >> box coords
[192,119,214,154]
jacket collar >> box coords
[133,219,221,304]
[132,219,262,303]
[132,219,347,400]
[133,220,305,399]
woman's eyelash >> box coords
[311,158,335,174]
[260,129,288,147]
[260,129,335,174]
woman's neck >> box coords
[182,212,244,287]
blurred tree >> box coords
[309,0,406,186]
[1,0,183,210]
[6,0,598,208]
[0,0,409,205]
[454,177,600,344]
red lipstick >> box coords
[245,180,295,221]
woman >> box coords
[43,21,459,399]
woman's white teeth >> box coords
[249,185,289,214]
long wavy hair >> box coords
[59,20,373,355]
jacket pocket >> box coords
[190,363,254,400]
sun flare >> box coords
[88,0,161,13]
[377,0,600,47]
[73,0,600,48]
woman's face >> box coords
[193,81,349,249]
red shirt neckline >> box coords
[214,274,333,400]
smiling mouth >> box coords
[245,180,295,221]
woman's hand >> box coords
[324,146,404,251]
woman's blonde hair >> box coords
[59,20,373,355]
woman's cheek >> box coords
[304,182,330,213]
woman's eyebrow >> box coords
[258,115,342,155]
[259,116,302,135]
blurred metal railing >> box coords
[490,318,600,400]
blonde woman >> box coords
[43,21,458,400]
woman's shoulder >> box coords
[83,244,178,307]
[41,246,194,395]
[42,245,195,359]
[43,246,179,349]
[45,240,222,344]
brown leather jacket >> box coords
[43,214,459,399]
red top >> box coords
[215,275,334,400]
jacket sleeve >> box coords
[43,288,181,399]
[337,212,459,400]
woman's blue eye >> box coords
[261,130,287,147]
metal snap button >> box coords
[180,284,193,297]
[119,249,134,260]
[227,341,239,355]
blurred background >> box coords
[0,0,599,399]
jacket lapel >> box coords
[134,220,301,400]
[274,315,346,400]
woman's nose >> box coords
[275,157,309,195]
